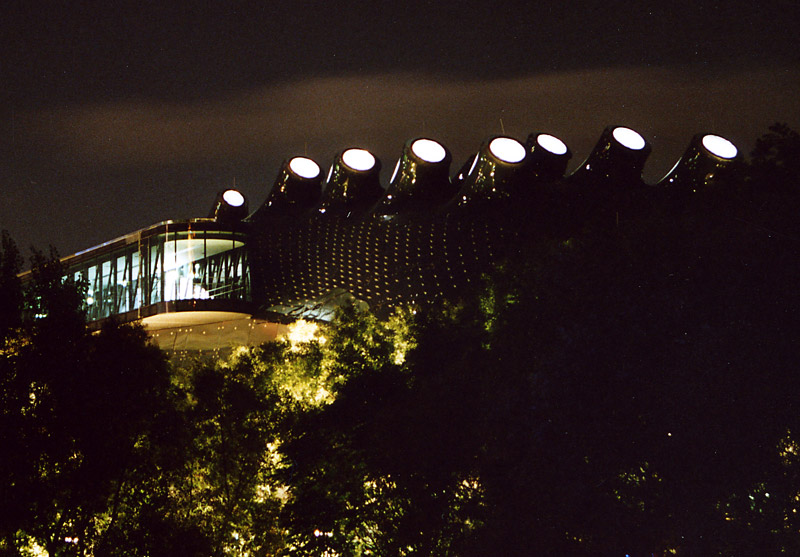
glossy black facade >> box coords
[375,138,456,216]
[36,129,743,326]
[250,203,514,320]
[526,132,573,182]
[569,125,653,187]
[263,157,323,212]
[659,133,742,192]
[319,149,384,214]
[246,130,741,320]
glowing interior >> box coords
[702,135,738,159]
[290,157,321,179]
[489,137,526,164]
[612,127,646,150]
[342,149,376,171]
[222,189,245,207]
[411,138,446,163]
[163,237,245,302]
[75,227,248,323]
[537,134,568,155]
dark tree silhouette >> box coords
[276,124,800,556]
[0,239,182,556]
[750,122,800,189]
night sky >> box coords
[1,0,798,257]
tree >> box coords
[750,122,800,190]
[0,237,182,557]
[3,124,800,555]
[0,231,23,337]
[273,125,800,555]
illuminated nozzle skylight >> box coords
[289,156,321,179]
[612,127,646,151]
[489,137,526,163]
[411,138,447,163]
[222,189,245,207]
[702,134,738,159]
[537,134,568,155]
[342,149,376,171]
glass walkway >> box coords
[62,219,251,324]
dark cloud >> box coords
[4,1,798,107]
[19,65,799,171]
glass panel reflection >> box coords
[68,224,249,322]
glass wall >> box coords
[68,222,249,322]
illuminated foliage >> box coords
[0,240,183,557]
[274,125,800,556]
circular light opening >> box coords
[489,137,526,164]
[702,135,738,159]
[536,134,568,155]
[411,138,446,163]
[289,157,321,179]
[612,127,646,150]
[222,189,245,207]
[342,148,376,171]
